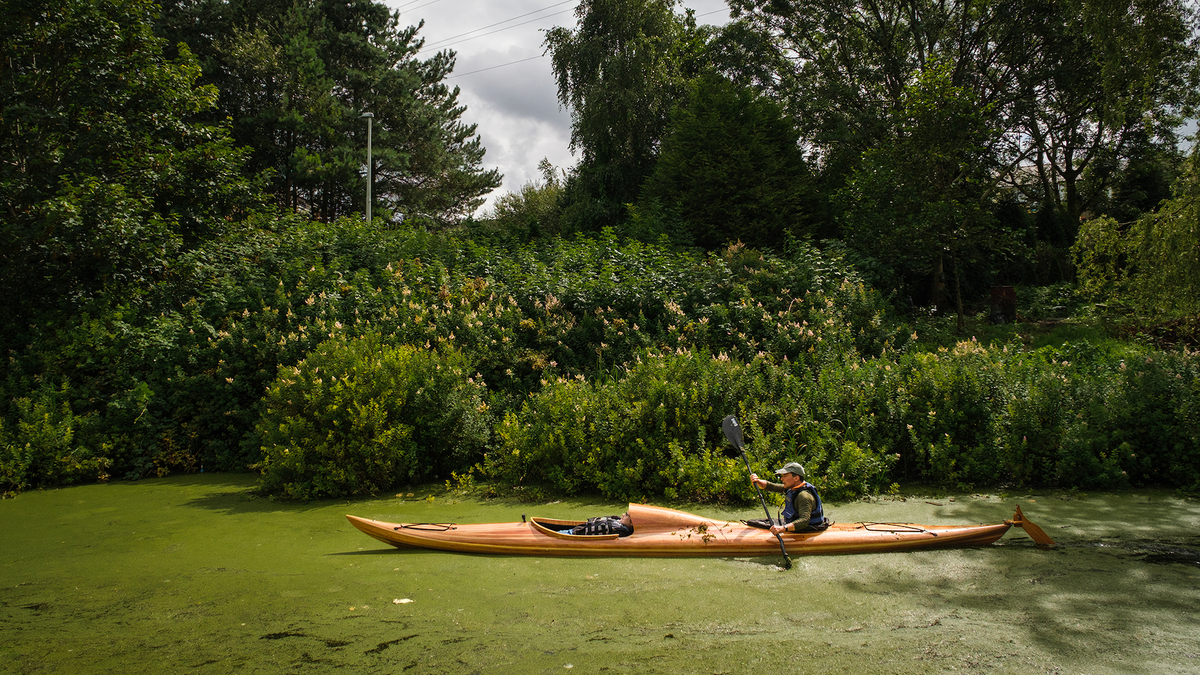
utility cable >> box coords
[435,2,731,76]
[419,0,578,52]
[448,54,545,79]
[394,0,443,13]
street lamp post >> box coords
[361,112,373,224]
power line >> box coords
[419,0,577,52]
[419,10,575,55]
[435,2,733,77]
[394,0,443,12]
[448,54,546,79]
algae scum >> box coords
[2,476,1198,674]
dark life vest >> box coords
[780,484,825,530]
[572,516,633,537]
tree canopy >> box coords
[156,0,501,224]
[0,0,262,337]
[1074,146,1200,319]
[640,74,817,249]
[839,61,1013,318]
[545,0,714,233]
[725,0,1198,209]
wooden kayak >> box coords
[346,502,1054,558]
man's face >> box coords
[779,472,803,488]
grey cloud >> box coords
[455,49,568,128]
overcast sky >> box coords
[383,0,733,213]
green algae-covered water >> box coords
[2,476,1198,674]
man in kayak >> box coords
[571,512,635,536]
[746,462,830,534]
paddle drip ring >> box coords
[394,523,456,531]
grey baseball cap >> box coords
[774,462,806,480]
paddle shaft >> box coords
[723,416,791,568]
[738,448,779,527]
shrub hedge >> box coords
[486,350,898,503]
[484,341,1200,501]
[3,218,1198,500]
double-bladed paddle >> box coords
[722,414,792,569]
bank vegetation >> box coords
[3,0,1199,500]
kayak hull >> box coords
[346,503,1020,558]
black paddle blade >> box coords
[723,414,791,569]
[721,415,744,451]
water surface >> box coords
[2,476,1197,673]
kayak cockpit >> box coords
[530,517,620,540]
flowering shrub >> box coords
[5,216,1198,500]
[253,333,492,500]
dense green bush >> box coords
[464,233,900,376]
[486,339,1200,501]
[486,350,898,503]
[0,217,516,484]
[488,350,755,501]
[802,339,1200,493]
[0,385,111,498]
[253,333,492,500]
[5,215,1198,502]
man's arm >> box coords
[758,481,786,494]
[750,473,786,494]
